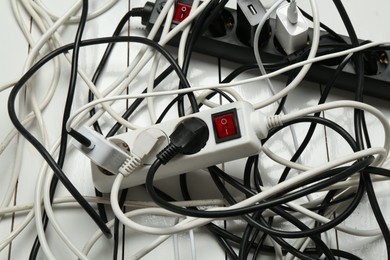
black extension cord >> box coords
[144,0,390,101]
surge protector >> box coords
[74,101,267,192]
[144,0,390,100]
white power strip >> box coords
[74,101,268,192]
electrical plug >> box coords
[274,1,308,55]
[89,101,269,192]
[157,117,209,164]
[119,128,166,176]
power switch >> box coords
[212,109,241,143]
[173,3,192,23]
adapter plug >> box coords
[236,0,271,47]
[274,2,308,55]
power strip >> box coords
[74,101,267,192]
[146,0,390,100]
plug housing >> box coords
[236,0,271,47]
[274,3,308,55]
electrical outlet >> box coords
[145,2,390,100]
[84,101,267,192]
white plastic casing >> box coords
[275,3,308,55]
[89,101,267,192]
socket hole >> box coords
[363,50,388,76]
[205,9,234,38]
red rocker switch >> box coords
[173,3,192,22]
[212,109,241,143]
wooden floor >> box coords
[1,0,390,259]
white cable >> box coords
[253,0,284,98]
[189,229,196,260]
[177,0,201,66]
[81,212,171,260]
[81,0,211,128]
[2,0,80,240]
[25,0,154,132]
[76,0,191,130]
[270,238,283,260]
[146,4,175,123]
[111,147,384,235]
[0,209,35,251]
[34,137,90,259]
[11,0,37,46]
[173,219,180,260]
[261,145,311,171]
[1,0,60,235]
[43,167,89,259]
[34,155,56,260]
[20,0,70,146]
[275,100,390,165]
[0,196,228,216]
[194,88,243,108]
[127,235,172,260]
[35,0,118,23]
[0,136,24,219]
[71,0,178,130]
[1,0,74,159]
[285,200,383,236]
[0,81,17,92]
[65,40,389,131]
[253,0,320,109]
[251,0,304,172]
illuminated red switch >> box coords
[173,3,192,22]
[212,109,241,143]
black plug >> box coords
[157,117,209,164]
[140,2,156,26]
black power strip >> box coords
[146,1,390,100]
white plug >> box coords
[275,1,308,55]
[119,128,166,176]
[287,0,298,24]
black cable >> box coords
[88,8,145,135]
[210,231,239,259]
[145,153,371,220]
[176,0,228,117]
[9,36,193,252]
[209,168,320,260]
[244,166,369,239]
[173,0,227,202]
[275,52,353,184]
[99,40,355,136]
[209,155,373,240]
[208,220,362,260]
[333,1,390,258]
[155,88,234,124]
[84,9,146,256]
[29,1,111,259]
[210,162,365,259]
[298,7,346,43]
[113,188,128,260]
[106,64,175,136]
